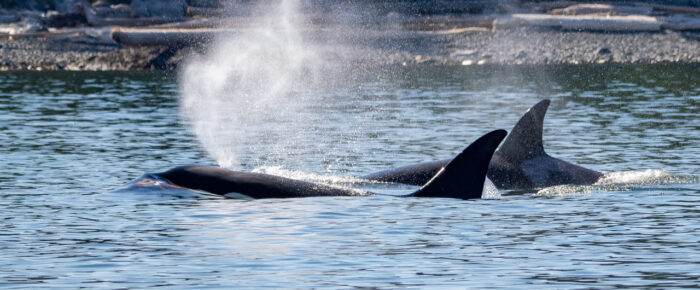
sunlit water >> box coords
[1,65,698,288]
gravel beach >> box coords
[0,36,180,70]
[2,1,700,71]
[324,26,700,66]
[2,24,700,71]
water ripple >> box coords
[0,66,698,287]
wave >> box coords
[252,166,373,186]
[112,174,218,199]
[534,170,698,197]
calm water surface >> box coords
[1,65,698,288]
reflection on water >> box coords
[0,65,698,287]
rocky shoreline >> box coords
[1,1,699,71]
[2,26,698,71]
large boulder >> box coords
[131,0,187,18]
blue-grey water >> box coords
[1,65,698,288]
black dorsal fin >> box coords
[410,130,507,200]
[497,99,550,162]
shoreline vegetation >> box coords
[0,0,699,71]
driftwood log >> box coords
[503,14,661,31]
[550,4,654,16]
[527,1,700,16]
[111,28,231,46]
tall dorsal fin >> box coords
[497,99,550,162]
[410,130,506,200]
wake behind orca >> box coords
[363,100,603,190]
[150,130,506,199]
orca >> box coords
[153,130,507,199]
[362,100,603,190]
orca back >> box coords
[157,166,370,199]
[361,159,449,186]
[152,130,506,200]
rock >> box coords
[598,48,611,54]
[131,0,187,18]
[44,10,87,28]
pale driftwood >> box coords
[432,27,490,35]
[660,15,700,30]
[111,28,231,46]
[550,4,653,16]
[0,30,80,39]
[510,14,661,31]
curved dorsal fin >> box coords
[497,99,550,162]
[410,130,507,200]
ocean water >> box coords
[1,65,698,288]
